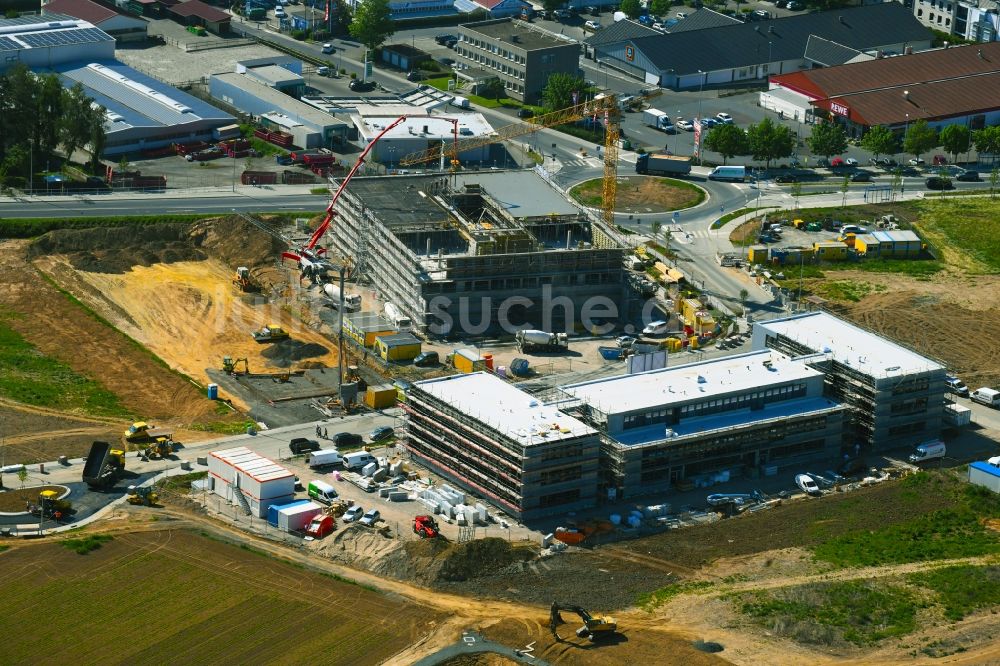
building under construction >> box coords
[403,371,600,520]
[559,350,847,499]
[326,170,626,336]
[752,311,947,452]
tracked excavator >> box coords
[549,602,617,641]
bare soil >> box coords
[0,485,65,512]
[572,176,703,213]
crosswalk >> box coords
[558,156,604,169]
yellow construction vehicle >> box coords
[251,325,290,343]
[123,421,172,444]
[232,266,260,293]
[127,485,159,506]
[222,356,250,374]
[36,490,73,521]
[549,602,617,642]
[144,437,174,459]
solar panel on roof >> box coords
[0,36,19,50]
[18,27,111,48]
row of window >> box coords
[889,421,926,436]
[621,383,807,430]
[538,488,580,508]
[459,34,527,65]
[917,0,952,10]
[890,397,928,415]
[540,466,582,486]
[456,47,526,82]
[917,8,952,26]
[423,272,618,294]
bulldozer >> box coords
[549,602,617,642]
[251,325,290,343]
[222,356,250,375]
[232,266,260,293]
[127,485,159,507]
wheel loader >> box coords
[127,485,159,507]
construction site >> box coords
[2,89,1000,663]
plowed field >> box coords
[0,530,442,665]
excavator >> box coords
[222,356,250,375]
[549,602,617,642]
[232,266,260,293]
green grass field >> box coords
[0,318,129,418]
[0,530,441,664]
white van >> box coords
[305,448,343,468]
[971,387,1000,408]
[307,480,338,504]
[343,451,376,471]
[908,440,946,463]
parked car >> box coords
[643,320,669,335]
[775,174,799,183]
[406,71,423,81]
[289,438,321,455]
[413,351,439,367]
[700,117,717,128]
[349,79,376,92]
[586,5,600,14]
[909,157,925,166]
[584,19,601,29]
[343,505,364,523]
[676,119,694,131]
[616,335,637,348]
[651,21,666,30]
[751,9,769,19]
[786,0,803,9]
[370,426,394,442]
[844,157,858,166]
[925,176,953,190]
[715,112,733,124]
[946,375,970,397]
[851,172,873,182]
[316,66,330,77]
[333,431,364,448]
[840,224,868,234]
[775,0,788,6]
[274,6,286,17]
[554,8,572,19]
[434,33,457,45]
[957,170,981,182]
[516,108,534,118]
[359,509,381,527]
[676,11,688,19]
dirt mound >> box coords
[437,538,536,582]
[29,224,205,273]
[190,215,287,270]
[261,340,330,368]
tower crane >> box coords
[398,95,622,228]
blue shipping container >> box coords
[267,499,310,527]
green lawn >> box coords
[912,198,1000,273]
[0,318,130,418]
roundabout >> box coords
[569,175,706,214]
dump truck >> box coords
[635,153,692,177]
[252,325,290,343]
[516,329,569,353]
[123,421,172,445]
[83,440,126,489]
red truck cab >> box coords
[305,514,334,538]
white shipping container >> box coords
[278,501,324,531]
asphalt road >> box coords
[0,191,327,218]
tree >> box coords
[332,0,352,34]
[859,125,898,161]
[349,0,394,52]
[620,0,642,18]
[703,124,748,165]
[972,126,1000,162]
[542,0,562,11]
[542,72,585,113]
[806,122,848,160]
[746,118,794,169]
[903,119,938,162]
[480,78,505,102]
[17,466,27,490]
[939,124,970,163]
[650,0,671,15]
[650,220,662,246]
[840,174,850,208]
[59,83,94,163]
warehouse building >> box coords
[42,0,148,42]
[585,4,931,89]
[753,311,946,452]
[208,447,295,518]
[454,18,580,103]
[349,105,494,163]
[403,371,600,520]
[168,0,231,34]
[560,350,847,499]
[326,170,626,336]
[210,71,349,149]
[0,14,115,71]
[765,42,1000,135]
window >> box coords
[540,53,555,64]
[539,488,580,507]
[540,466,582,485]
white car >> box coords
[642,320,669,335]
[651,21,666,30]
[845,157,858,166]
[343,505,364,523]
[274,6,286,18]
[715,112,733,124]
[796,474,821,495]
[584,19,601,29]
[676,119,694,131]
[616,335,637,348]
[676,12,688,19]
[322,42,334,54]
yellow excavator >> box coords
[549,602,617,642]
[222,356,250,375]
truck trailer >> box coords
[636,153,692,177]
[516,329,569,353]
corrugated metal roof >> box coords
[612,4,929,76]
[378,332,421,346]
[664,8,739,33]
[584,18,658,46]
[803,34,866,67]
[169,0,230,21]
[886,230,920,242]
[42,0,118,26]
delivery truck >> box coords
[636,153,692,177]
[708,165,747,182]
[642,108,674,133]
[305,449,344,468]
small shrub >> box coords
[61,534,112,555]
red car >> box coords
[830,157,845,168]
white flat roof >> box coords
[562,350,822,415]
[210,446,293,481]
[414,371,595,446]
[757,311,944,376]
[354,112,495,142]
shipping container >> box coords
[277,501,324,531]
[268,499,310,527]
[241,170,278,185]
[208,446,295,517]
[968,460,1000,493]
[374,332,422,362]
[365,384,397,409]
[452,349,486,373]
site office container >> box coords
[278,501,324,531]
[267,499,310,527]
